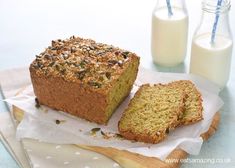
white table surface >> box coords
[0,0,235,167]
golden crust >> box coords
[117,127,167,144]
[30,36,138,90]
[30,36,140,124]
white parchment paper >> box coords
[5,68,224,160]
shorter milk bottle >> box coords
[190,0,233,89]
[151,0,188,67]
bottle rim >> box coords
[202,0,231,13]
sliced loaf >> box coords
[168,80,203,125]
[29,36,140,124]
[118,83,186,144]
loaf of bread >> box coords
[118,84,186,144]
[168,80,203,125]
[30,36,140,124]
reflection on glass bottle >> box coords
[190,0,233,89]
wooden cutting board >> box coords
[12,88,220,168]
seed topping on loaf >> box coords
[31,36,137,88]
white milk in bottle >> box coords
[151,0,188,67]
[190,34,233,88]
[190,0,233,89]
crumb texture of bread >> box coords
[118,84,186,144]
[168,80,203,125]
[30,36,140,124]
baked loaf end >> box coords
[30,36,140,124]
[168,80,203,125]
[118,84,186,144]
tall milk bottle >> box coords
[151,0,188,67]
[190,0,233,89]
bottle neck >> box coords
[200,10,229,28]
[202,0,231,14]
[195,0,232,39]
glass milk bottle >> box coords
[151,0,188,67]
[190,0,233,89]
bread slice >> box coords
[168,80,203,125]
[118,84,186,144]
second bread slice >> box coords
[168,80,203,125]
[118,84,186,144]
